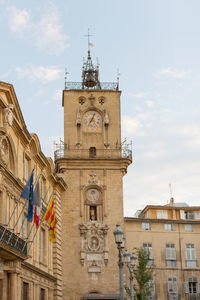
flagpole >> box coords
[0,167,35,242]
[26,191,53,256]
[14,172,41,248]
[22,187,51,254]
[6,170,40,246]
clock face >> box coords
[83,111,102,133]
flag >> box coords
[43,195,55,242]
[21,169,34,200]
[27,172,34,222]
[33,181,41,228]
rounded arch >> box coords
[7,133,18,177]
[47,157,55,175]
[29,133,42,156]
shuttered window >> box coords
[164,223,173,231]
[186,244,196,267]
[166,244,176,267]
[142,222,151,230]
[168,276,178,294]
[157,210,168,219]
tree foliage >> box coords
[125,247,154,300]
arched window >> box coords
[89,147,96,158]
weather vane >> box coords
[84,28,94,52]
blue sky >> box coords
[1,0,200,216]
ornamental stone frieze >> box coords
[79,222,109,273]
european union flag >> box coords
[27,172,34,222]
[21,169,34,222]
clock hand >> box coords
[89,113,95,124]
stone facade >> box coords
[0,81,66,300]
[55,88,132,300]
[125,201,200,300]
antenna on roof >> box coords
[169,183,174,205]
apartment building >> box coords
[125,198,200,300]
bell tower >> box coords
[55,45,132,300]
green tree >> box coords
[125,247,154,300]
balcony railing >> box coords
[54,147,132,161]
[64,82,119,91]
[0,225,27,257]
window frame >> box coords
[142,222,151,231]
[186,244,196,268]
[164,223,173,231]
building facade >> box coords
[125,199,200,300]
[0,81,66,300]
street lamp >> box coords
[113,224,124,300]
[124,250,136,300]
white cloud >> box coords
[7,5,69,55]
[146,100,154,107]
[122,115,144,136]
[15,65,63,82]
[33,5,70,55]
[128,92,148,98]
[154,67,188,79]
[8,6,30,34]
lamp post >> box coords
[124,250,136,300]
[113,224,125,300]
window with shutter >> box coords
[195,211,200,220]
[157,210,168,219]
[184,224,193,232]
[166,244,176,267]
[142,222,151,230]
[184,282,189,294]
[147,278,155,300]
[143,243,153,265]
[180,210,185,219]
[185,211,195,220]
[186,244,196,267]
[164,223,173,231]
[168,277,178,294]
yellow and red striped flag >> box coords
[43,195,55,242]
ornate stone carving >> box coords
[76,108,81,125]
[79,222,109,270]
[88,171,98,184]
[103,109,109,125]
[0,136,9,165]
[86,188,100,204]
[4,105,14,126]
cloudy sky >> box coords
[1,0,200,216]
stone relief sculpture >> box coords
[79,222,109,272]
[0,136,9,165]
[103,109,109,125]
[4,104,14,126]
[88,170,98,184]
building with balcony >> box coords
[125,198,200,300]
[0,81,66,300]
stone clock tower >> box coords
[55,48,132,300]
